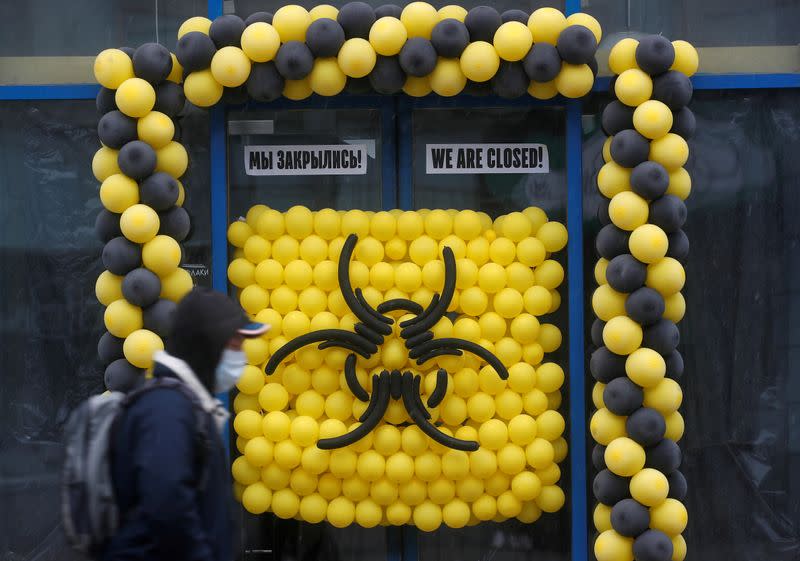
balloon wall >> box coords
[227,206,569,529]
[591,36,697,561]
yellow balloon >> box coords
[96,271,123,306]
[430,58,467,97]
[460,41,500,83]
[159,267,193,301]
[142,235,182,277]
[155,141,189,178]
[609,191,649,231]
[137,111,175,150]
[603,316,642,355]
[94,49,134,89]
[633,100,674,140]
[327,496,356,528]
[370,16,408,56]
[556,63,594,98]
[309,58,347,96]
[609,38,640,74]
[650,498,688,536]
[184,69,224,107]
[310,4,338,20]
[604,437,646,477]
[646,257,686,296]
[626,347,666,388]
[629,224,669,264]
[413,500,443,531]
[338,38,377,78]
[615,68,653,107]
[272,488,301,519]
[629,468,669,507]
[667,168,692,200]
[494,22,533,62]
[535,485,565,513]
[527,8,566,45]
[115,78,155,118]
[211,46,252,87]
[272,5,312,42]
[565,12,602,42]
[438,5,467,21]
[120,204,160,244]
[670,40,699,77]
[241,22,281,62]
[528,79,559,100]
[167,53,183,83]
[104,299,143,338]
[597,161,632,198]
[595,530,634,561]
[92,147,121,182]
[100,174,138,213]
[593,503,613,532]
[178,16,212,38]
[401,2,439,39]
[650,133,689,170]
[242,482,272,514]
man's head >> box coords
[166,287,268,392]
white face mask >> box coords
[214,348,247,394]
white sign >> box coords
[425,143,549,175]
[245,144,368,176]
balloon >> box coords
[375,5,403,19]
[609,38,639,74]
[118,140,157,180]
[523,43,560,82]
[153,82,186,117]
[610,129,650,168]
[338,2,376,39]
[636,35,675,75]
[670,40,699,76]
[209,14,245,48]
[596,225,630,260]
[245,12,273,26]
[527,7,566,45]
[275,41,314,80]
[611,498,651,537]
[633,529,673,561]
[627,407,667,446]
[121,268,161,308]
[642,319,679,355]
[211,46,252,87]
[158,206,190,242]
[143,298,177,337]
[104,299,143,338]
[431,19,470,58]
[246,62,284,101]
[139,172,179,211]
[593,469,631,506]
[556,24,597,64]
[272,5,311,42]
[132,43,173,84]
[460,40,501,82]
[501,10,529,24]
[555,63,594,98]
[646,437,682,474]
[178,16,212,38]
[494,22,532,62]
[670,107,696,139]
[309,58,347,96]
[491,61,528,99]
[105,359,144,392]
[98,331,125,364]
[96,87,118,115]
[98,110,138,150]
[184,69,223,107]
[601,100,635,136]
[666,230,689,262]
[103,236,142,275]
[605,254,646,293]
[625,287,665,326]
[615,68,653,107]
[666,470,687,500]
[95,209,122,242]
[631,161,670,199]
[649,195,687,233]
[306,18,346,57]
[399,37,437,77]
[120,204,159,244]
[603,377,644,416]
[176,31,217,73]
[369,56,406,94]
[338,38,377,78]
[465,6,502,43]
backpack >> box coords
[61,376,212,556]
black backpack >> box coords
[61,377,211,556]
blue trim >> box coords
[566,99,588,561]
[565,0,582,15]
[397,96,413,210]
[402,525,418,561]
[593,72,800,92]
[387,527,402,561]
[0,84,99,100]
[381,97,398,209]
[208,0,222,18]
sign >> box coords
[425,143,549,175]
[245,144,368,176]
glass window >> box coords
[0,0,205,84]
[235,1,565,17]
[411,104,570,561]
[0,99,210,561]
[585,0,800,73]
[582,89,800,560]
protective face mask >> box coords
[214,348,247,394]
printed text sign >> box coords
[245,144,368,176]
[426,143,549,175]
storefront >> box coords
[1,2,799,561]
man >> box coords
[102,287,269,561]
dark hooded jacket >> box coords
[102,288,247,561]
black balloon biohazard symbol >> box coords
[265,234,509,452]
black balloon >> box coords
[635,35,675,76]
[606,254,647,293]
[604,377,644,416]
[610,129,651,168]
[337,2,376,39]
[464,6,502,43]
[593,469,631,506]
[119,47,136,58]
[247,62,285,102]
[491,61,528,99]
[633,530,673,561]
[374,4,402,18]
[345,76,373,94]
[154,81,186,117]
[592,444,607,471]
[631,161,669,200]
[98,331,125,364]
[95,209,122,242]
[666,470,687,500]
[642,319,680,355]
[666,230,690,262]
[176,31,217,73]
[133,43,173,84]
[588,55,599,77]
[399,38,437,77]
[105,359,145,392]
[646,438,681,473]
[523,42,561,82]
[596,224,631,260]
[611,498,650,537]
[118,141,157,181]
[96,87,118,115]
[664,350,684,379]
[649,195,687,233]
[245,12,273,25]
[369,56,406,94]
[103,237,142,275]
[222,85,249,105]
[556,24,597,65]
[159,206,191,241]
[306,18,346,57]
[671,107,696,139]
[172,120,182,143]
[601,101,635,136]
[591,318,605,347]
[626,287,665,326]
[275,41,314,80]
[627,407,666,446]
[209,14,246,48]
[652,70,693,111]
[98,110,138,149]
[463,80,492,97]
[140,172,180,211]
[431,19,470,58]
[144,298,177,337]
[597,198,611,225]
[501,9,529,24]
[590,346,628,383]
[122,268,162,308]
